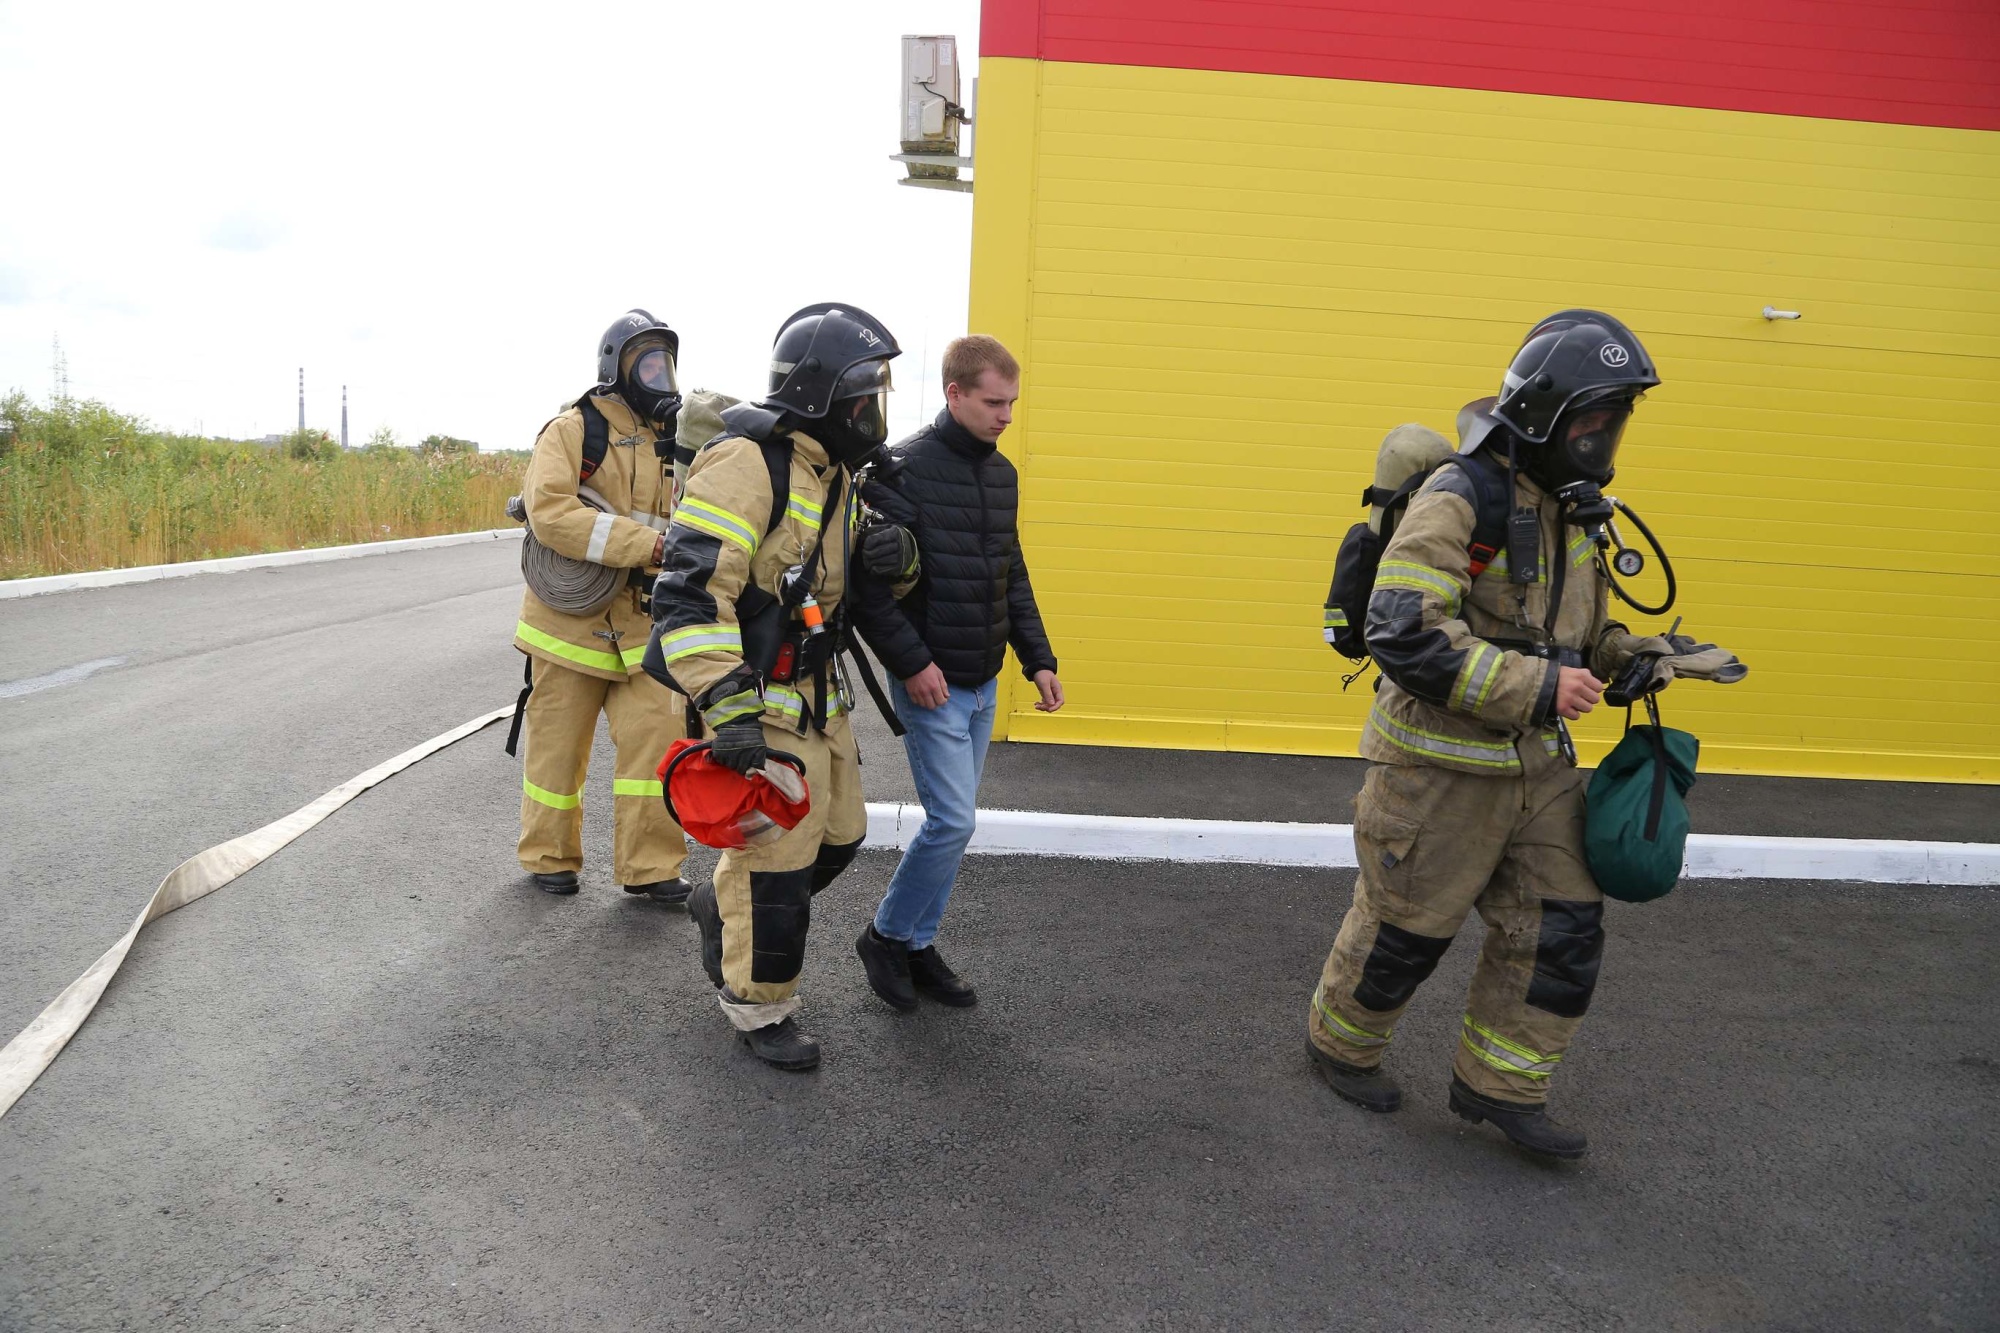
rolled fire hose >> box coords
[506,486,625,615]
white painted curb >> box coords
[0,528,522,599]
[863,804,2000,886]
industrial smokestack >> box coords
[341,386,348,449]
[298,368,305,433]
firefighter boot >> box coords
[1308,1039,1404,1113]
[531,871,579,895]
[855,924,919,1012]
[740,1017,821,1071]
[625,878,693,905]
[1449,1077,1588,1161]
[688,879,724,989]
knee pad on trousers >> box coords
[1353,921,1454,1013]
[810,838,862,896]
[748,867,815,984]
[1526,899,1604,1018]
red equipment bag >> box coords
[657,739,812,850]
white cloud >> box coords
[206,211,290,254]
[0,0,983,445]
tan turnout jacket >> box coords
[1361,460,1660,776]
[650,429,853,734]
[513,392,674,681]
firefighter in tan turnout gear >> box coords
[645,304,900,1071]
[511,310,690,902]
[1308,310,1745,1159]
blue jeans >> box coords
[872,673,998,950]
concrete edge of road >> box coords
[0,528,523,600]
[863,804,2000,886]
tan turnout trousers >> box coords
[712,710,868,1031]
[517,656,689,885]
[1310,737,1605,1106]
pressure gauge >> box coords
[1613,549,1645,577]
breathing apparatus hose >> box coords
[510,486,626,615]
[1605,497,1676,617]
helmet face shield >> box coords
[1557,397,1634,481]
[833,359,893,446]
[632,346,678,396]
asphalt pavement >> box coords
[2,543,1996,1331]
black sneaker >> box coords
[906,945,977,1008]
[740,1017,821,1071]
[854,924,918,1012]
[687,880,724,989]
[1307,1039,1403,1113]
[1448,1077,1588,1160]
[530,871,579,895]
[625,877,692,905]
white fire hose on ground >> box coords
[0,706,514,1119]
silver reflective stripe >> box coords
[766,683,843,722]
[765,683,805,720]
[787,494,824,531]
[1367,704,1522,771]
[627,509,672,533]
[585,512,615,563]
[1460,1016,1561,1079]
[1452,642,1501,712]
[660,625,742,662]
[1375,559,1463,616]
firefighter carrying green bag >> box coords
[1308,310,1747,1161]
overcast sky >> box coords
[0,0,982,448]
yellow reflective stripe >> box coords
[1367,704,1522,770]
[515,621,623,673]
[1483,549,1509,578]
[612,778,662,797]
[1315,990,1391,1048]
[1569,533,1596,567]
[1324,607,1348,627]
[523,778,580,810]
[702,688,762,728]
[674,497,758,552]
[765,681,843,721]
[786,493,823,531]
[660,624,742,662]
[1473,648,1505,711]
[1375,559,1463,615]
[621,644,648,670]
[1460,1016,1561,1079]
[1451,642,1499,711]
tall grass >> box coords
[0,393,526,580]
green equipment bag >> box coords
[1585,694,1699,903]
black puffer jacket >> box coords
[851,408,1057,687]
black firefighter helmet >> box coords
[595,308,683,429]
[761,303,901,466]
[1460,309,1660,487]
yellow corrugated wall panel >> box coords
[966,57,2000,782]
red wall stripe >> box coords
[980,0,2000,132]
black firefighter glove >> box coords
[708,717,768,776]
[860,520,920,582]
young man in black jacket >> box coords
[849,335,1062,1011]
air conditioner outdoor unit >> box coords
[893,34,973,194]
